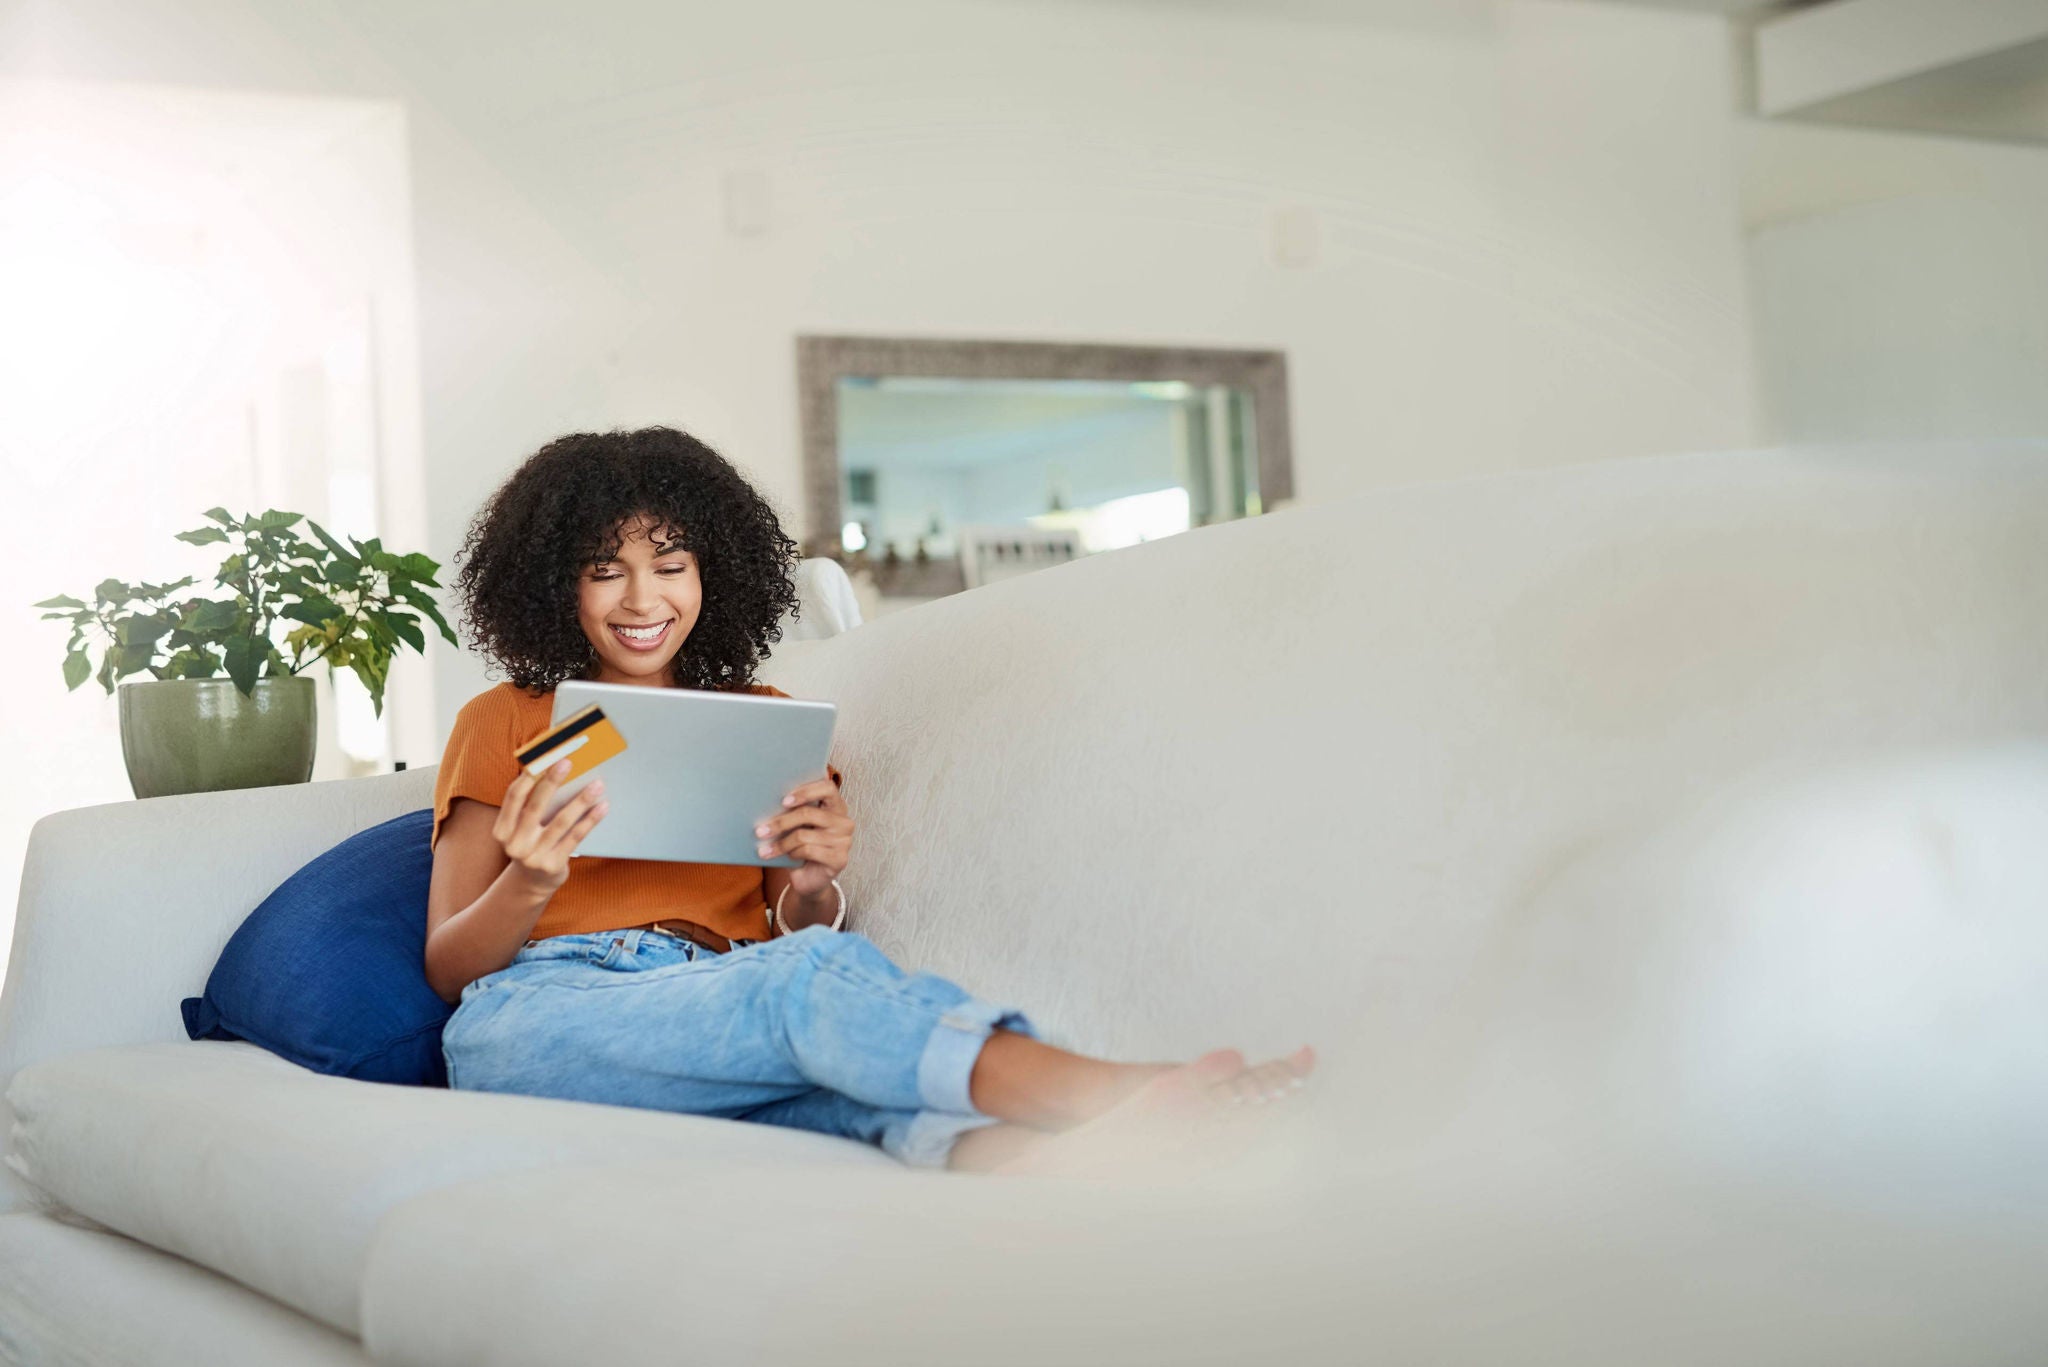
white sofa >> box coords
[4,445,2046,1366]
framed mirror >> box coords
[797,336,1293,608]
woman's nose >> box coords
[621,578,663,613]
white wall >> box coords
[1741,118,2048,446]
[6,0,1761,747]
[0,77,424,958]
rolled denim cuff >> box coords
[895,1110,1008,1169]
[914,998,1039,1116]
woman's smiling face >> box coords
[576,514,701,687]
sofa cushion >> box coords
[0,1211,374,1366]
[4,1040,892,1336]
[179,808,451,1087]
[357,1152,2048,1367]
[0,767,436,1216]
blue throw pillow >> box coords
[181,808,452,1086]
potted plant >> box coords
[35,507,457,798]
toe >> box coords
[1248,1061,1294,1101]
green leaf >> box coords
[109,643,156,679]
[95,578,134,606]
[257,509,302,530]
[306,521,362,576]
[397,585,460,644]
[395,553,440,585]
[202,507,235,526]
[281,595,343,628]
[345,534,385,557]
[174,527,230,546]
[349,655,388,718]
[62,650,90,691]
[222,635,263,696]
[114,614,174,649]
[383,612,425,653]
[161,646,220,679]
[34,594,87,610]
[179,599,241,634]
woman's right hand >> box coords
[493,759,609,898]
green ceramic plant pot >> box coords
[118,677,316,799]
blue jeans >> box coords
[440,924,1040,1169]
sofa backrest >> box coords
[754,443,2048,1189]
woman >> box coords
[424,426,1314,1175]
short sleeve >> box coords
[431,692,523,851]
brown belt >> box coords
[644,918,733,955]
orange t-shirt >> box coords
[431,680,843,945]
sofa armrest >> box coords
[0,768,437,1211]
[772,557,865,646]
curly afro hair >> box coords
[452,426,799,695]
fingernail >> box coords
[755,824,769,837]
[554,760,570,775]
[783,796,796,807]
[758,844,774,857]
[589,780,605,795]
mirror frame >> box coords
[795,334,1294,557]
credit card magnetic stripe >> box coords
[523,733,589,775]
[515,706,605,767]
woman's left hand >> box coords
[756,777,853,896]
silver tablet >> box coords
[538,680,837,867]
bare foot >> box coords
[973,1046,1317,1179]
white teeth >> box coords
[612,622,669,640]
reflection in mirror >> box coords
[798,338,1291,615]
[837,376,1261,601]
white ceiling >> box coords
[1067,0,1803,18]
[1757,0,2048,146]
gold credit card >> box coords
[515,704,627,782]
